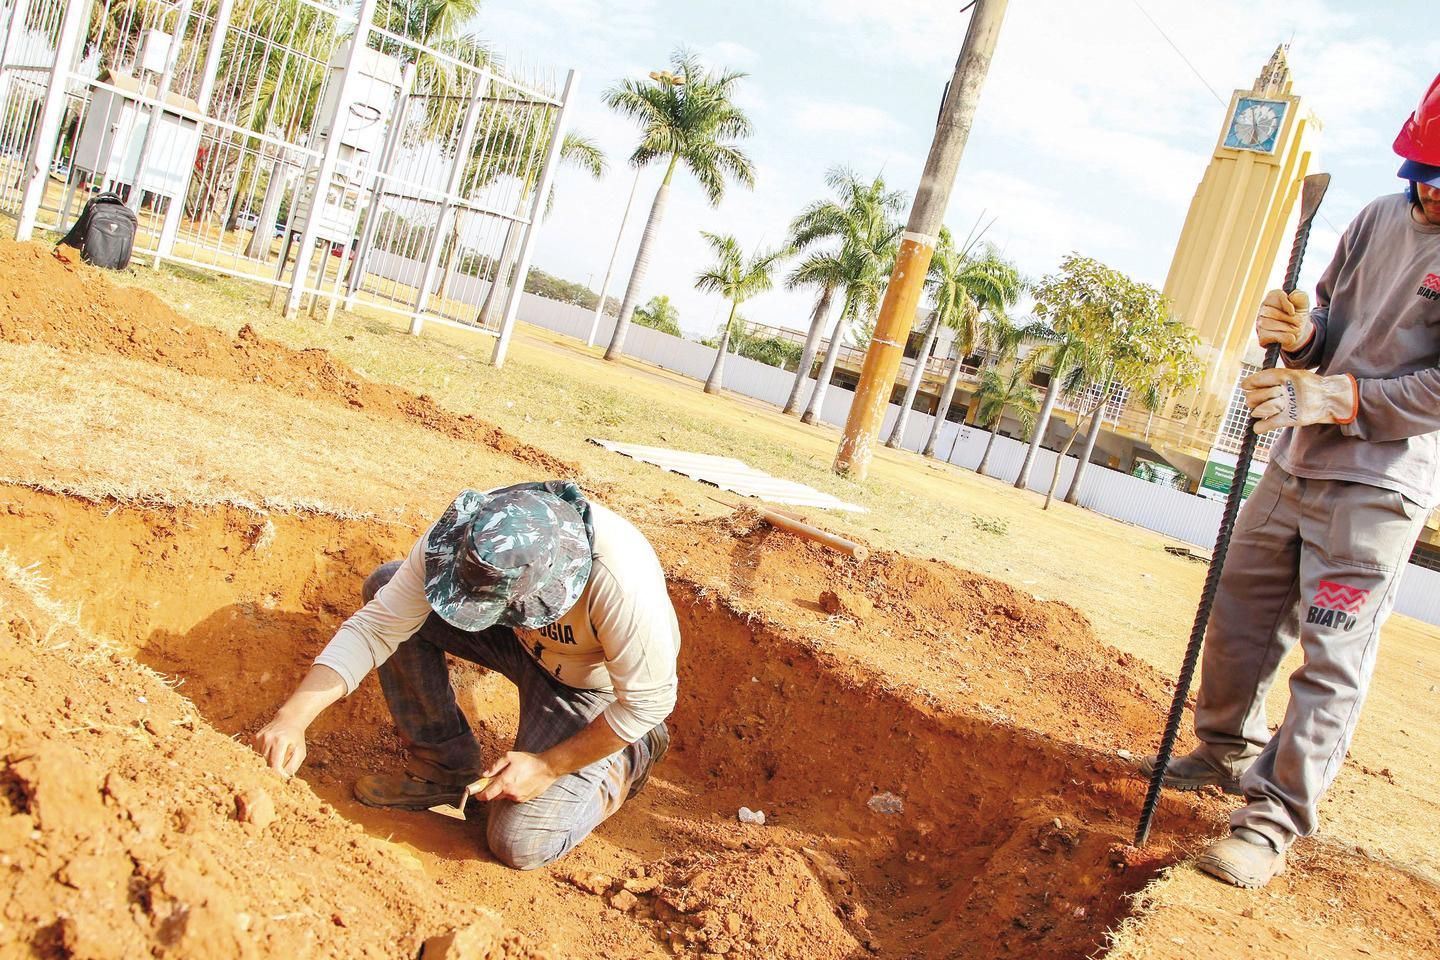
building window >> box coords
[1215,363,1277,459]
[1069,381,1130,423]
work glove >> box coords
[1242,367,1358,434]
[1255,289,1313,352]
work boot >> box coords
[1196,829,1286,888]
[628,721,670,800]
[1136,750,1245,795]
[353,773,468,811]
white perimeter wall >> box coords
[363,255,1440,627]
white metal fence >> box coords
[1,0,574,364]
[515,293,1440,626]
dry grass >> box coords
[0,339,523,524]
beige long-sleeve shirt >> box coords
[314,501,680,743]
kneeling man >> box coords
[255,480,679,870]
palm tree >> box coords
[783,166,906,416]
[966,313,1050,474]
[921,246,1025,460]
[895,237,1024,453]
[463,130,606,319]
[973,367,1041,476]
[694,232,789,394]
[602,48,756,362]
[1012,330,1094,490]
[794,175,905,425]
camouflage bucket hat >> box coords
[423,482,593,632]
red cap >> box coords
[1395,73,1440,165]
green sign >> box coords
[1200,460,1260,499]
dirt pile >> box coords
[0,242,571,476]
[0,566,550,960]
[564,847,868,959]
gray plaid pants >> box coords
[1192,467,1426,850]
[363,562,653,870]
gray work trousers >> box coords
[1192,466,1426,850]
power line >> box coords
[1128,0,1226,108]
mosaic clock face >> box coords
[1224,97,1289,153]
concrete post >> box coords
[283,0,378,317]
[408,69,489,336]
[833,0,1009,479]
[14,0,86,240]
[491,69,577,368]
[586,166,640,347]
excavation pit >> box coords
[0,487,1219,959]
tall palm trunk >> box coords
[1015,375,1062,490]
[977,418,1003,476]
[246,154,290,260]
[801,298,851,425]
[704,302,738,395]
[885,317,940,449]
[606,157,676,362]
[436,211,466,306]
[1043,403,1103,510]
[784,286,833,415]
[480,220,522,326]
[1064,391,1111,505]
[923,348,966,457]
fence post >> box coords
[407,69,488,336]
[284,0,378,318]
[154,0,234,265]
[345,61,415,310]
[14,0,87,241]
[491,69,577,368]
[0,0,33,88]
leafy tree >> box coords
[602,48,756,362]
[693,232,789,394]
[783,166,907,415]
[730,328,804,370]
[632,294,682,336]
[1027,255,1202,509]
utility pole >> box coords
[832,0,1009,479]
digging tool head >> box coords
[428,776,492,821]
[1298,173,1331,228]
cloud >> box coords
[695,40,760,70]
[785,97,906,137]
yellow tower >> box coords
[1161,46,1320,461]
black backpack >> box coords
[57,192,138,269]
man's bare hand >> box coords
[1255,288,1313,352]
[477,751,559,804]
[255,713,308,778]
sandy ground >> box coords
[3,243,1438,958]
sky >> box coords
[471,0,1434,340]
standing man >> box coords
[1141,75,1440,888]
[255,480,680,870]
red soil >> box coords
[2,242,1438,959]
[0,243,571,476]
